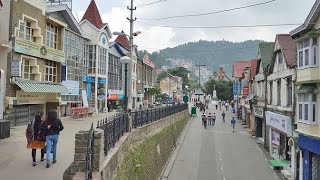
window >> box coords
[278,52,283,64]
[46,23,58,49]
[298,38,318,68]
[277,80,281,106]
[287,78,292,106]
[269,81,273,104]
[22,59,31,80]
[297,94,318,123]
[44,60,57,82]
[18,21,33,42]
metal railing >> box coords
[94,103,188,156]
[85,123,94,180]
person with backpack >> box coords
[41,109,64,168]
[222,111,226,123]
[231,117,236,133]
[26,111,45,166]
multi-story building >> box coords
[142,54,156,107]
[266,34,296,176]
[79,0,111,113]
[108,36,127,111]
[0,0,11,120]
[290,1,320,179]
[136,54,144,109]
[5,0,67,125]
[46,4,89,116]
[254,42,274,144]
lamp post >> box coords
[120,56,131,112]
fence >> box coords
[85,103,188,177]
[85,123,94,180]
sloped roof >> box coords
[115,31,130,49]
[213,67,231,81]
[143,54,155,68]
[250,59,259,78]
[276,34,296,67]
[81,0,104,29]
[290,0,320,37]
[257,42,274,68]
[232,61,251,78]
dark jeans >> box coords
[32,149,45,162]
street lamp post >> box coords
[120,56,132,112]
[196,64,205,101]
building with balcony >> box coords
[266,34,296,177]
[254,42,274,144]
[79,0,112,113]
[46,4,90,116]
[290,1,320,179]
[4,0,68,126]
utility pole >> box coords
[126,0,136,110]
[196,64,205,87]
[263,65,269,149]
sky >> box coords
[71,0,316,52]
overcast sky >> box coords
[72,0,315,52]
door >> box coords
[256,118,263,137]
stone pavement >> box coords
[162,101,279,180]
[0,112,117,180]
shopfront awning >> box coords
[296,84,318,94]
[14,78,68,93]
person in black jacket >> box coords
[31,111,45,166]
[41,109,64,168]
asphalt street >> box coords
[166,102,279,180]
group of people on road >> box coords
[201,111,237,132]
[26,109,64,168]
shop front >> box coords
[253,106,264,140]
[298,134,320,180]
[266,111,293,160]
[83,76,107,112]
[107,89,124,111]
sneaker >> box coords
[52,160,56,164]
[40,159,45,162]
[32,162,37,166]
[46,163,50,168]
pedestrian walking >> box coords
[207,113,212,126]
[201,112,207,128]
[212,113,216,126]
[222,111,226,123]
[26,111,45,166]
[231,117,236,133]
[225,102,229,111]
[215,104,218,110]
[41,109,64,168]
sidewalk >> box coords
[0,112,117,180]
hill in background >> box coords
[140,40,265,75]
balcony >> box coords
[297,67,320,83]
[296,122,320,139]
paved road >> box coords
[166,102,279,180]
[0,112,117,180]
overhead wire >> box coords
[136,0,168,7]
[137,0,276,20]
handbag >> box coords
[27,140,45,149]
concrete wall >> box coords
[64,110,190,180]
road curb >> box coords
[158,116,193,180]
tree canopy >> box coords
[204,79,233,101]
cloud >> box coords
[74,0,316,52]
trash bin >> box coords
[0,120,10,139]
[191,107,197,116]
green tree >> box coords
[168,67,190,89]
[146,84,161,95]
[204,79,233,100]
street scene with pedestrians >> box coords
[0,0,320,180]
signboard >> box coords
[82,76,106,84]
[16,91,57,104]
[14,38,65,63]
[243,85,249,96]
[98,94,105,101]
[183,95,189,103]
[266,111,292,136]
[253,106,263,118]
[233,83,238,95]
[11,60,22,77]
[81,90,89,107]
[271,130,280,145]
[61,80,79,95]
